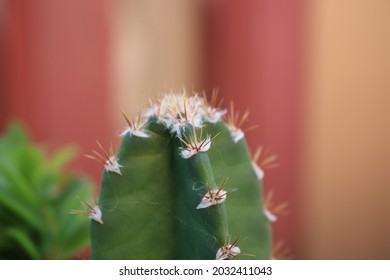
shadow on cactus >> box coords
[81,90,285,260]
[0,123,93,259]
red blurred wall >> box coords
[1,0,306,258]
[205,0,305,257]
[0,0,112,184]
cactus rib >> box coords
[85,91,273,260]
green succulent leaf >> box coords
[0,123,93,260]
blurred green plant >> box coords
[0,123,93,259]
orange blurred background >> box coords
[1,0,389,259]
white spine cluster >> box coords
[71,199,103,225]
[204,107,226,123]
[105,156,122,175]
[144,93,228,137]
[89,206,104,224]
[252,161,265,180]
[179,136,212,159]
[264,208,277,222]
[215,244,241,260]
[228,127,245,143]
[196,188,227,209]
[263,191,287,223]
[159,94,205,134]
[121,113,149,138]
[120,127,149,138]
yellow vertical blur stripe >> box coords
[109,0,204,128]
[302,0,390,259]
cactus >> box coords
[83,90,279,260]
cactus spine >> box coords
[86,91,274,259]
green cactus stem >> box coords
[83,90,276,259]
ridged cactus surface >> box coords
[86,92,273,260]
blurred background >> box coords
[0,0,389,259]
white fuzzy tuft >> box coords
[196,188,227,209]
[151,94,207,135]
[144,104,160,119]
[229,127,244,143]
[179,136,211,159]
[89,206,103,224]
[180,149,198,159]
[105,156,122,175]
[216,245,241,260]
[120,127,149,138]
[264,208,277,222]
[205,107,226,123]
[252,161,265,180]
[144,93,229,136]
